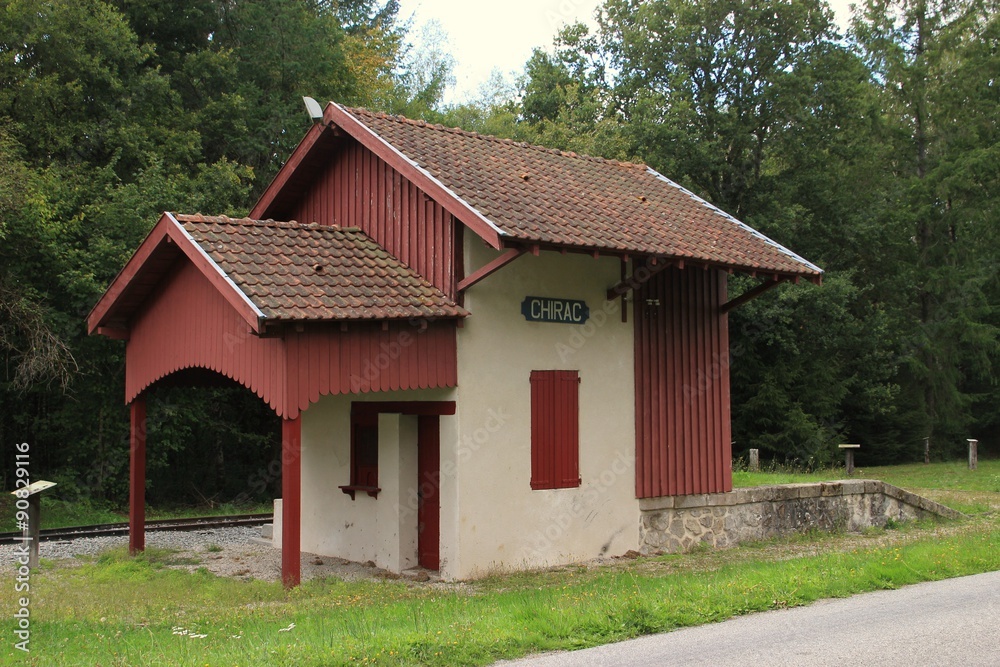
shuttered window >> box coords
[530,370,581,490]
[339,410,380,499]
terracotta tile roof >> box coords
[175,214,467,321]
[343,106,822,279]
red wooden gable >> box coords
[283,140,459,299]
[121,258,457,418]
[88,213,460,418]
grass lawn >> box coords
[2,461,998,666]
[734,459,1000,514]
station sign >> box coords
[521,296,589,324]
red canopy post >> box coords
[129,394,146,555]
[281,415,302,587]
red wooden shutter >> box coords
[530,370,580,490]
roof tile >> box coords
[175,214,467,322]
[343,107,821,278]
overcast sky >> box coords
[395,0,856,104]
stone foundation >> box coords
[639,480,963,554]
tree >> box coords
[853,0,1000,453]
[599,0,836,216]
[391,18,456,116]
[0,0,412,505]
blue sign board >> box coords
[521,296,589,324]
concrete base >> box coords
[639,480,964,554]
[271,499,282,549]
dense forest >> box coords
[1,0,996,509]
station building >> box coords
[88,103,822,585]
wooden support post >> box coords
[129,395,146,555]
[720,279,781,313]
[749,449,760,472]
[457,247,526,292]
[924,437,930,464]
[281,416,302,588]
[968,439,978,471]
[839,444,860,476]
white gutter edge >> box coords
[167,212,267,320]
[645,167,824,275]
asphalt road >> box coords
[497,570,1000,667]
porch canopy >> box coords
[87,212,466,586]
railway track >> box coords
[0,513,272,545]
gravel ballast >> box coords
[0,526,402,582]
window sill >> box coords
[339,484,381,500]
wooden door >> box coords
[417,415,440,570]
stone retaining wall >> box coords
[639,479,963,554]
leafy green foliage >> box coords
[0,0,409,506]
[0,0,997,508]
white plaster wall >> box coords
[453,238,639,578]
[299,387,456,573]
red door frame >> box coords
[417,415,441,570]
[352,400,452,571]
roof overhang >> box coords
[250,102,505,250]
[250,103,821,285]
[87,212,265,338]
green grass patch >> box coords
[732,469,837,486]
[734,459,1000,514]
[861,459,1000,493]
[734,459,1000,492]
[3,519,998,666]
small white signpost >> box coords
[838,444,860,476]
[11,480,57,568]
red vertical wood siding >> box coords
[282,321,458,417]
[530,370,581,490]
[290,141,457,298]
[125,259,458,418]
[634,268,732,498]
[126,260,287,414]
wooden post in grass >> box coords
[839,444,860,476]
[968,439,978,471]
[11,481,56,569]
[749,449,760,472]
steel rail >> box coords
[0,513,273,545]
